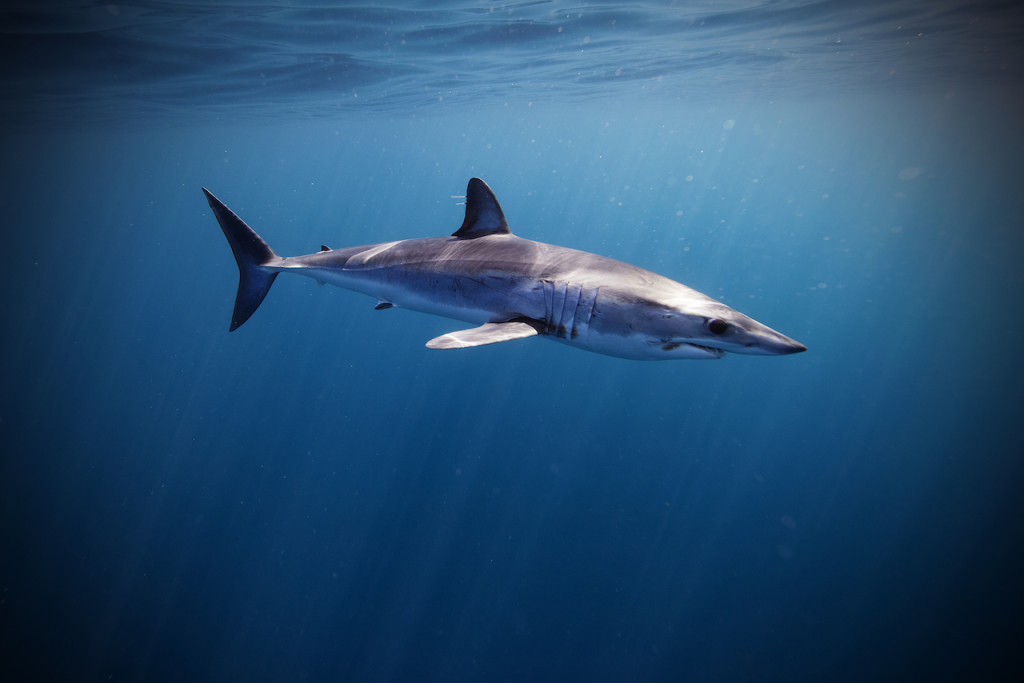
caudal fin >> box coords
[202,188,279,331]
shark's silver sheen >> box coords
[203,178,805,360]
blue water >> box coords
[2,2,1023,681]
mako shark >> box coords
[203,178,805,360]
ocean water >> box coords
[2,2,1023,682]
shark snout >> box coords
[774,337,807,355]
[743,329,807,356]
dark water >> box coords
[2,2,1023,682]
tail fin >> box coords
[202,188,279,331]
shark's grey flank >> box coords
[203,178,805,360]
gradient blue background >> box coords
[2,2,1022,681]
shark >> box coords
[203,178,805,360]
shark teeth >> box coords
[690,343,724,357]
[650,339,724,358]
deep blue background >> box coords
[2,3,1023,682]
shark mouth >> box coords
[688,343,725,358]
[656,340,725,358]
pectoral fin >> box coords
[426,321,540,350]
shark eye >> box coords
[708,319,730,335]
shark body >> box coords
[204,178,805,360]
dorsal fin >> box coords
[452,177,510,238]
